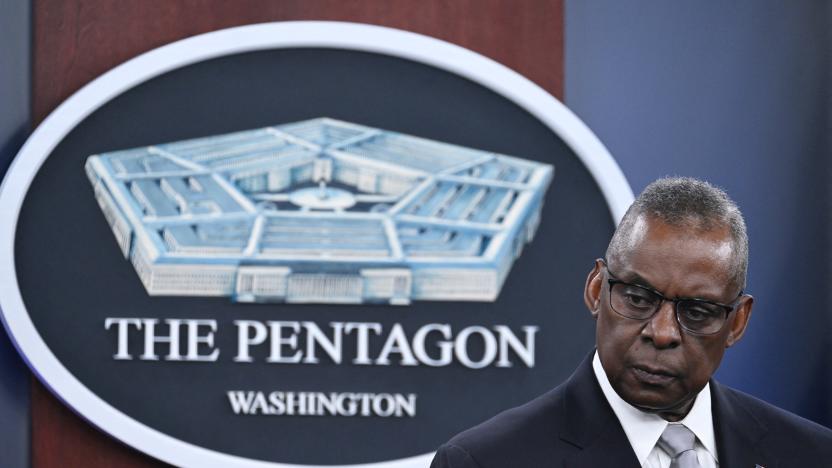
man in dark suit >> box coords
[431,177,832,468]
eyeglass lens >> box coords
[609,282,726,334]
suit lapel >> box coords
[557,358,779,468]
[711,381,776,468]
[559,353,641,468]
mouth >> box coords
[631,365,677,386]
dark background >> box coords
[14,48,612,465]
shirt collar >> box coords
[592,351,718,465]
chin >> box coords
[631,397,681,413]
[618,383,686,413]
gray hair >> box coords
[606,177,749,289]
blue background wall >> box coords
[0,2,829,464]
[0,1,31,467]
[566,0,831,426]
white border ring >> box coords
[0,21,633,468]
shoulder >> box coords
[450,383,565,448]
[432,384,569,468]
[717,383,832,453]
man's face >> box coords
[584,215,753,420]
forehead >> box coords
[611,215,737,299]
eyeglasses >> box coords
[602,261,743,335]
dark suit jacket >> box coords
[431,353,832,468]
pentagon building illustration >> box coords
[85,118,553,305]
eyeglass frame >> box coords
[599,259,745,336]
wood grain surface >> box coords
[31,1,563,465]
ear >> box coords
[584,259,605,319]
[725,294,753,347]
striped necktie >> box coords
[657,424,701,468]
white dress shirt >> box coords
[592,352,719,468]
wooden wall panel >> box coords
[33,0,563,125]
[32,379,168,467]
[31,1,563,465]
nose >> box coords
[641,300,682,348]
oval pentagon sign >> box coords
[0,22,632,468]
